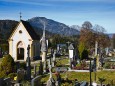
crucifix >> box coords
[26,45,31,80]
[27,45,30,57]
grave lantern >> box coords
[68,43,74,69]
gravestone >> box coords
[51,48,54,57]
[33,64,36,77]
[14,83,20,86]
[17,68,26,83]
[0,78,5,86]
[48,59,51,68]
[0,48,2,58]
[52,61,54,67]
[46,65,55,86]
[68,43,74,69]
[80,81,88,86]
[53,52,56,61]
[38,61,43,75]
[52,52,56,67]
[95,41,98,56]
[26,45,31,80]
[105,47,109,55]
[31,76,41,86]
[4,78,11,86]
[55,72,61,86]
[48,57,52,68]
[57,45,60,54]
[16,62,20,72]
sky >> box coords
[0,0,115,33]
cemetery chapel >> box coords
[8,20,40,61]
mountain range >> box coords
[0,17,80,41]
[27,17,79,36]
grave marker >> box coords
[68,43,74,69]
[39,61,43,75]
[46,65,55,86]
[17,68,26,83]
[33,64,36,77]
[26,45,31,80]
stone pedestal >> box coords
[43,61,47,73]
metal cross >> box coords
[19,12,22,20]
[27,45,30,57]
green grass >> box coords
[0,58,2,63]
[39,71,115,85]
[56,58,69,67]
[62,71,115,84]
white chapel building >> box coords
[8,20,40,61]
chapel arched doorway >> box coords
[17,41,25,60]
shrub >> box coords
[81,49,88,60]
[20,62,26,69]
[78,42,89,60]
[74,61,87,70]
[0,70,7,78]
[103,63,111,69]
[0,55,15,75]
[21,80,31,86]
[78,42,85,60]
[0,44,9,53]
[8,73,17,80]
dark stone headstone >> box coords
[51,48,54,57]
[39,61,43,75]
[16,62,20,71]
[0,78,5,86]
[0,48,2,58]
[17,69,26,83]
[55,72,61,86]
[4,78,11,86]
